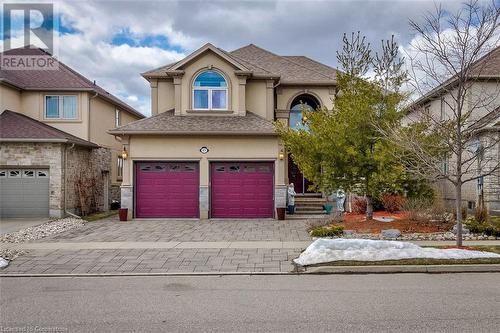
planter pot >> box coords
[118,208,128,221]
[324,203,333,215]
[276,207,286,220]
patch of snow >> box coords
[373,216,395,222]
[294,238,500,266]
[0,257,8,269]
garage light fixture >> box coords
[278,149,285,160]
[121,147,128,160]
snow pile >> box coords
[0,257,8,269]
[294,238,500,266]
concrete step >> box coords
[285,214,327,220]
[297,209,325,214]
[295,197,326,202]
[296,206,325,211]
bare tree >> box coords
[385,0,499,246]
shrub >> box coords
[352,196,367,214]
[382,194,405,213]
[402,197,432,221]
[309,225,344,237]
[474,206,488,223]
[465,216,500,237]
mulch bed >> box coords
[337,211,453,234]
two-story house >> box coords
[0,47,144,218]
[404,46,500,215]
[109,43,338,219]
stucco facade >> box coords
[115,43,338,219]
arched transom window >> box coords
[192,70,228,110]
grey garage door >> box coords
[0,169,50,218]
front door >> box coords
[287,155,314,194]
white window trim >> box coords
[117,156,124,179]
[44,95,78,120]
[115,109,121,127]
[192,71,228,111]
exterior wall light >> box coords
[278,150,285,160]
[121,147,128,160]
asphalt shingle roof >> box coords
[108,110,277,136]
[142,43,339,84]
[0,47,144,119]
[0,110,99,147]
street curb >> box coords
[0,272,291,277]
[1,264,499,277]
[304,264,500,274]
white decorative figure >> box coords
[336,189,346,212]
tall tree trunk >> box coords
[455,182,463,247]
[366,195,373,220]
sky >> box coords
[1,0,471,116]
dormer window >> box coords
[192,70,228,110]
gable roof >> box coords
[142,43,339,85]
[0,47,144,119]
[108,110,277,136]
[0,110,99,147]
[412,46,500,107]
[230,44,337,84]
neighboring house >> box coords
[404,46,500,215]
[109,43,338,219]
[0,47,144,218]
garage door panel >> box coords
[135,162,199,218]
[0,168,49,218]
[211,162,274,218]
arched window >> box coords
[289,94,320,130]
[192,70,228,110]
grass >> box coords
[82,210,118,222]
[306,246,500,267]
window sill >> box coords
[185,110,234,115]
[43,118,82,123]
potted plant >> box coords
[118,208,128,221]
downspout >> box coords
[88,88,98,141]
[64,143,80,218]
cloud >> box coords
[3,0,469,115]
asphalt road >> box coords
[0,274,499,332]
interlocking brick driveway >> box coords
[1,217,312,274]
[38,218,311,242]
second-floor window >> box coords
[45,95,77,119]
[115,109,121,127]
[192,70,227,110]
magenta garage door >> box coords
[135,162,199,218]
[211,162,274,218]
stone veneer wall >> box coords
[481,133,500,215]
[0,142,64,217]
[65,147,111,214]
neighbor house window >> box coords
[115,110,121,127]
[440,97,445,120]
[117,157,123,179]
[192,70,228,110]
[45,95,77,119]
